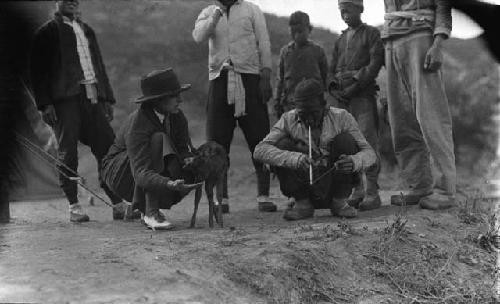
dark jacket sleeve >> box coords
[327,39,341,91]
[30,23,54,109]
[318,45,328,89]
[171,110,193,160]
[86,25,116,104]
[126,113,171,193]
[275,46,286,103]
[353,28,384,89]
[434,0,452,38]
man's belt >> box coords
[384,9,435,22]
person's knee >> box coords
[275,137,297,151]
[330,132,358,156]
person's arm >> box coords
[434,0,452,39]
[352,28,384,90]
[318,46,329,90]
[275,47,286,106]
[327,40,340,92]
[192,5,223,43]
[126,115,173,193]
[424,0,452,71]
[340,111,376,172]
[253,116,304,169]
[30,24,53,110]
[251,5,272,71]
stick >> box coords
[308,126,313,185]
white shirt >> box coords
[192,0,272,80]
[62,16,96,83]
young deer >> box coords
[183,141,228,228]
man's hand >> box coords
[260,68,273,103]
[103,102,114,122]
[342,81,359,99]
[42,105,57,126]
[334,154,355,174]
[297,154,313,172]
[167,179,203,192]
[424,35,446,72]
[330,90,349,104]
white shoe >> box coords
[143,210,174,231]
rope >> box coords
[15,131,115,208]
[17,77,116,209]
[311,164,338,185]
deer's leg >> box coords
[215,177,224,227]
[205,182,214,228]
[190,186,202,228]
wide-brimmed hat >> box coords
[293,78,324,104]
[135,68,191,103]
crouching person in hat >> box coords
[102,69,201,230]
[254,79,376,221]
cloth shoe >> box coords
[113,202,142,220]
[359,194,382,211]
[143,210,174,231]
[257,196,277,212]
[419,193,455,210]
[330,198,357,218]
[69,203,90,223]
[347,196,364,209]
[283,198,314,221]
[390,192,432,206]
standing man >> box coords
[383,0,456,209]
[30,0,123,222]
[328,0,384,211]
[192,0,276,213]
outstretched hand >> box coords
[42,104,57,126]
[167,179,203,192]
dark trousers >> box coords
[206,70,270,198]
[53,93,120,205]
[143,133,192,215]
[103,133,193,215]
[339,95,380,197]
[275,133,359,209]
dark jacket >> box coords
[30,13,115,109]
[103,107,191,203]
[328,24,384,98]
[276,40,328,105]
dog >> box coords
[183,141,228,228]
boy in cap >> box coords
[254,79,376,221]
[102,69,201,230]
[275,11,328,118]
[328,0,384,211]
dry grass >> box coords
[365,193,497,304]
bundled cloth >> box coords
[225,62,246,118]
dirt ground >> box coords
[1,142,499,304]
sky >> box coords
[248,0,500,39]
